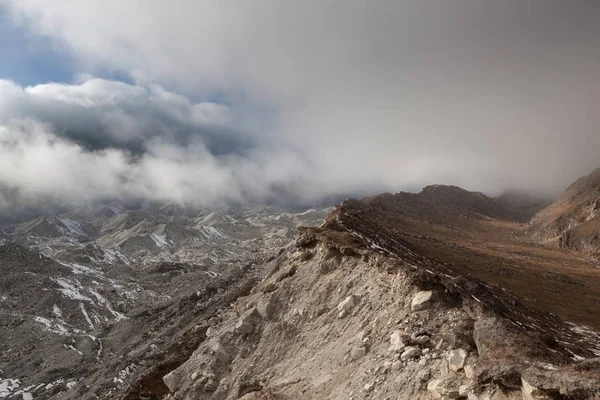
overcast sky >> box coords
[0,1,599,212]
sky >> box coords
[0,1,599,213]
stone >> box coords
[204,378,219,392]
[191,372,199,381]
[468,394,479,400]
[391,361,402,371]
[363,382,375,392]
[390,330,407,352]
[522,378,553,400]
[447,349,469,372]
[149,344,159,352]
[262,282,277,293]
[337,295,356,312]
[208,339,230,363]
[464,364,475,379]
[235,319,254,334]
[417,369,430,381]
[256,299,274,320]
[459,385,469,396]
[427,377,462,399]
[413,335,430,345]
[163,370,182,392]
[351,346,367,360]
[411,290,433,311]
[338,310,347,319]
[400,346,421,361]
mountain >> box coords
[2,173,600,399]
[528,167,600,253]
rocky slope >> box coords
[528,168,600,254]
[0,204,330,399]
[3,171,600,399]
[148,182,600,399]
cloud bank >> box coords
[2,1,600,212]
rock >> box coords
[204,378,219,392]
[208,339,230,363]
[447,349,469,372]
[390,330,407,352]
[521,378,552,400]
[337,295,356,312]
[400,346,421,361]
[163,370,182,392]
[338,310,347,319]
[257,299,274,320]
[427,377,462,399]
[262,282,277,293]
[413,335,430,345]
[350,346,367,360]
[459,385,469,396]
[467,394,479,400]
[235,319,254,334]
[363,382,375,392]
[411,290,433,311]
[464,364,475,379]
[149,344,159,352]
[417,369,430,381]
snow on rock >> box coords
[54,278,92,302]
[150,233,171,248]
[58,218,87,237]
[0,378,20,398]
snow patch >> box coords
[151,233,170,248]
[58,217,87,237]
[0,379,20,398]
[80,303,94,329]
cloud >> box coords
[0,79,328,213]
[2,1,600,213]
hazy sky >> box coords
[0,1,599,211]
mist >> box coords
[1,1,600,213]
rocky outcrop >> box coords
[155,232,600,400]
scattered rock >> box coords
[208,339,230,363]
[447,348,469,372]
[204,378,219,392]
[337,295,356,312]
[235,319,254,334]
[390,330,407,352]
[257,299,274,320]
[350,346,367,360]
[427,377,462,399]
[413,335,430,345]
[417,369,431,381]
[400,346,421,361]
[411,290,433,311]
[521,378,552,400]
[163,369,182,392]
[464,364,475,379]
[262,282,278,293]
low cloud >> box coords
[0,79,331,213]
[2,1,600,214]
